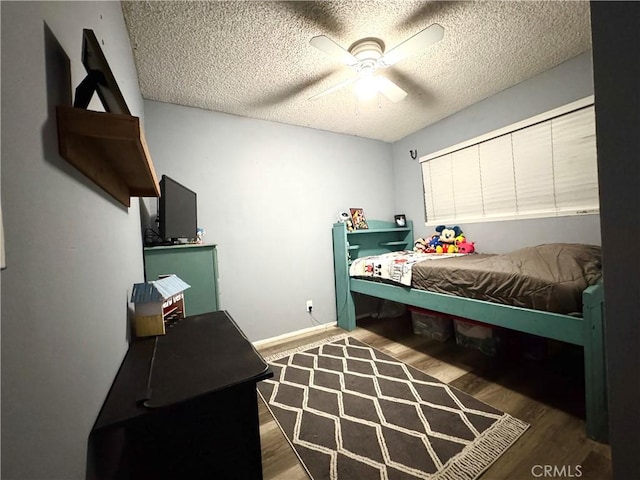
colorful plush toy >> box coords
[427,235,441,248]
[416,227,476,254]
[457,239,476,254]
[435,225,462,244]
[415,236,444,253]
[413,238,428,253]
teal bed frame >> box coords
[332,220,608,442]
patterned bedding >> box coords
[350,243,602,315]
[349,250,465,286]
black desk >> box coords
[87,311,272,480]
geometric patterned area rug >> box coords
[257,334,529,480]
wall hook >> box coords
[409,149,418,160]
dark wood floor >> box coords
[256,314,611,480]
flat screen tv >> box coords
[159,175,198,243]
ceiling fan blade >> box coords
[379,24,444,67]
[280,2,343,36]
[308,76,357,101]
[376,76,407,103]
[310,35,357,65]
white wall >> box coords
[143,100,394,342]
[1,2,145,479]
[391,52,601,252]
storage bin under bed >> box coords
[409,307,454,342]
[453,318,503,356]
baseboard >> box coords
[253,322,338,349]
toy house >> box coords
[131,274,191,337]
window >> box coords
[421,97,598,226]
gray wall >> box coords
[1,2,145,479]
[143,100,394,342]
[391,52,601,252]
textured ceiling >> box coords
[121,1,592,143]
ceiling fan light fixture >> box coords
[354,74,382,100]
[350,39,384,60]
[309,24,444,103]
[350,39,384,74]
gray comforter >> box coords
[410,243,602,315]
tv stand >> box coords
[147,240,174,247]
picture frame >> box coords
[349,208,368,230]
[394,214,407,227]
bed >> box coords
[332,219,608,442]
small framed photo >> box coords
[349,208,368,230]
[394,214,407,227]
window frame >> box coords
[420,96,598,227]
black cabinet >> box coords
[87,311,272,479]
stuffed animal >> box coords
[338,211,354,231]
[427,235,441,248]
[435,225,462,244]
[414,238,428,253]
[338,211,350,223]
[457,240,476,254]
[418,228,473,254]
[415,236,446,254]
[422,235,440,253]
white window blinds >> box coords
[421,98,598,225]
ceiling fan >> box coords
[309,24,444,103]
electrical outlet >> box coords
[306,300,313,312]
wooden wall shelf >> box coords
[56,106,160,207]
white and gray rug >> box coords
[258,335,529,480]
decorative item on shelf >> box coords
[338,211,354,231]
[349,208,368,230]
[130,274,191,337]
[394,214,406,227]
[56,29,159,207]
[196,227,205,244]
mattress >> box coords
[354,244,603,315]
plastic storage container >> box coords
[453,318,502,356]
[409,307,453,342]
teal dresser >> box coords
[143,244,219,316]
